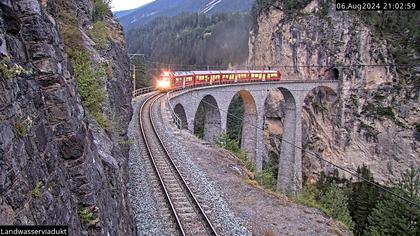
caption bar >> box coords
[335,0,417,11]
[0,226,68,236]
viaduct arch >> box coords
[169,81,339,195]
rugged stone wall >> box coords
[251,1,419,183]
[0,0,135,235]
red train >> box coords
[156,70,282,91]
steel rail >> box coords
[139,93,185,235]
[140,93,218,235]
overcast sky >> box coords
[111,0,155,11]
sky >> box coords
[111,0,155,12]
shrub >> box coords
[93,0,111,21]
[215,133,255,172]
[14,121,28,137]
[88,21,110,50]
[362,103,396,120]
[320,183,355,231]
[0,57,32,80]
[350,94,359,107]
[366,166,420,236]
[256,168,277,190]
[296,183,325,210]
[295,179,355,232]
[376,106,394,118]
[31,181,42,198]
[55,0,84,58]
[358,122,379,142]
[72,51,109,128]
[78,207,94,224]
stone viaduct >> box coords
[169,81,339,195]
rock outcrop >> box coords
[0,0,135,235]
[251,1,419,183]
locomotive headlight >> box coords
[157,79,170,89]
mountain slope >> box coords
[117,0,255,29]
[250,1,419,184]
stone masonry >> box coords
[169,81,339,195]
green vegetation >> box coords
[296,166,420,236]
[14,120,29,137]
[194,104,205,139]
[257,168,277,190]
[0,57,32,80]
[355,11,420,92]
[252,0,311,24]
[349,165,381,236]
[296,182,354,230]
[375,106,394,118]
[126,12,250,72]
[362,103,396,120]
[282,0,311,15]
[88,21,110,50]
[358,122,379,142]
[77,207,95,224]
[93,0,111,21]
[31,181,42,198]
[296,170,355,231]
[214,133,255,172]
[72,51,108,128]
[55,0,84,57]
[257,153,278,190]
[320,183,355,231]
[55,0,109,128]
[253,0,279,16]
[365,166,420,236]
[226,94,245,144]
[130,56,149,89]
[350,94,360,107]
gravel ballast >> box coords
[128,93,349,236]
[128,94,172,236]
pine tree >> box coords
[320,182,355,231]
[349,165,380,236]
[365,166,420,236]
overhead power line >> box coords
[142,59,420,70]
[174,91,420,208]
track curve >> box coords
[139,93,218,236]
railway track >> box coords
[139,93,218,236]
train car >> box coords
[156,70,282,91]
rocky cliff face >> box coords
[250,1,419,183]
[0,0,135,235]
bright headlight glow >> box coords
[157,80,170,89]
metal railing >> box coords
[167,93,183,130]
[132,87,154,97]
